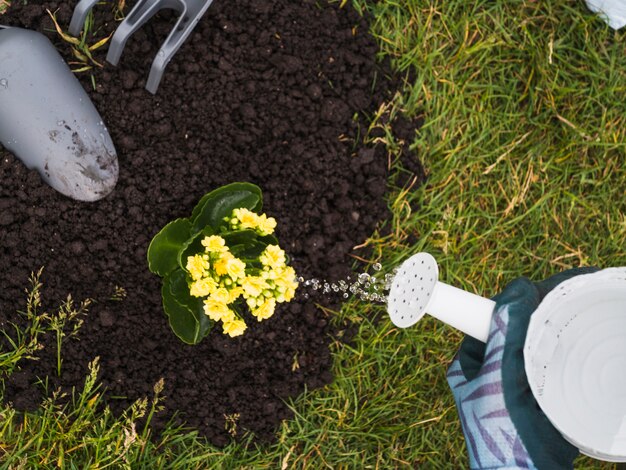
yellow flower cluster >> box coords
[228,208,277,236]
[184,231,298,338]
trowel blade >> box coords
[0,26,118,202]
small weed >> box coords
[224,413,240,437]
[110,285,127,301]
[114,0,127,21]
[291,352,300,372]
[44,295,90,377]
[47,8,111,71]
[140,378,165,442]
[0,269,47,379]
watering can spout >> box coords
[0,26,118,201]
[387,252,495,342]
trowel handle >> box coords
[427,282,495,343]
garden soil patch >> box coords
[0,0,423,445]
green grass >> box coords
[2,0,626,467]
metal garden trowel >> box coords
[0,26,118,202]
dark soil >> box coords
[0,0,423,445]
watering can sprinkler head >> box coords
[0,26,118,201]
[387,252,495,342]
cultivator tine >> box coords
[70,0,214,93]
[106,0,169,66]
[69,0,100,36]
[146,0,214,93]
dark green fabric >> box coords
[458,267,598,470]
[457,335,485,381]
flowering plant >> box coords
[147,183,298,344]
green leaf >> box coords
[190,183,263,234]
[222,229,259,246]
[161,270,212,345]
[191,183,262,221]
[176,226,214,271]
[259,234,279,246]
[231,240,270,260]
[162,282,199,345]
[147,219,192,277]
[170,270,212,339]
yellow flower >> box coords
[211,287,231,304]
[234,208,259,230]
[257,213,277,235]
[214,252,234,276]
[189,278,217,298]
[260,245,285,269]
[253,298,276,321]
[222,319,247,337]
[274,266,298,301]
[186,254,209,281]
[281,286,296,302]
[242,275,269,298]
[201,235,228,253]
[220,308,236,324]
[228,286,244,303]
[273,266,296,286]
[203,299,231,321]
[226,257,246,280]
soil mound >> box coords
[0,0,423,445]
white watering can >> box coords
[387,252,626,462]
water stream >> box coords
[297,263,395,303]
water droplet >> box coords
[373,263,382,271]
[0,79,8,88]
[358,273,370,284]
